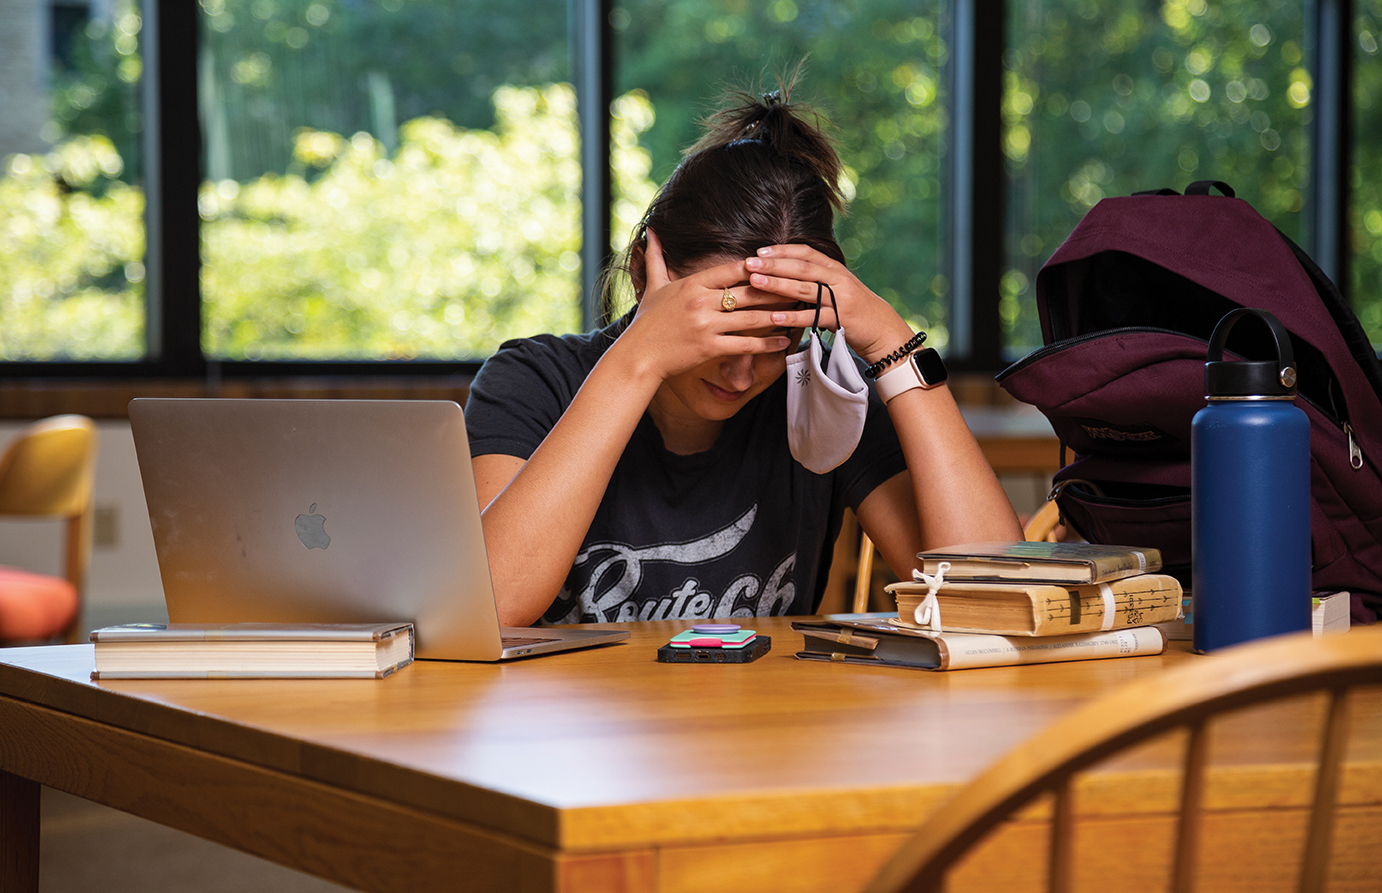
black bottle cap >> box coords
[1204,308,1297,398]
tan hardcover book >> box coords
[792,620,1167,671]
[90,622,414,679]
[917,541,1162,584]
[886,573,1183,636]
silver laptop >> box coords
[127,398,628,661]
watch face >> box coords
[913,348,948,386]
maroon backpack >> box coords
[997,181,1382,622]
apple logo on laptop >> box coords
[294,504,331,550]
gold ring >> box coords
[721,288,737,312]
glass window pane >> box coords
[611,1,952,351]
[1354,0,1382,344]
[1004,1,1308,357]
[198,0,576,360]
[0,0,146,360]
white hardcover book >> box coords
[794,620,1166,671]
[90,621,415,679]
[1313,592,1351,636]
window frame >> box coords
[0,0,1356,388]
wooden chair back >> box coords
[864,628,1382,893]
[851,501,1062,613]
[0,415,98,640]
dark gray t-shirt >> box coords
[465,317,907,624]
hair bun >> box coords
[596,61,847,325]
[687,64,844,212]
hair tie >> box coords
[761,90,783,107]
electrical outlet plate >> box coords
[94,506,119,548]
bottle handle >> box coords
[1206,307,1295,369]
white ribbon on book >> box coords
[910,561,951,632]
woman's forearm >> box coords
[475,343,663,626]
[887,383,1024,549]
[853,383,1023,583]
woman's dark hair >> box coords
[599,67,847,324]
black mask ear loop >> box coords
[812,283,838,339]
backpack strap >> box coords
[1185,180,1236,197]
[1131,181,1236,198]
[1275,227,1382,404]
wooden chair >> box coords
[0,415,97,643]
[863,627,1382,893]
[1021,498,1062,543]
[850,500,1063,612]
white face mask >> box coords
[785,284,868,473]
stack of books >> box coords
[795,542,1182,671]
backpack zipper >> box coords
[1296,390,1364,469]
[1326,380,1365,470]
[1346,422,1364,470]
[1050,477,1189,507]
[1048,478,1103,501]
[996,326,1193,380]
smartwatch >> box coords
[873,348,948,403]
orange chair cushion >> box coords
[0,565,78,641]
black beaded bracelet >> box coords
[863,331,927,379]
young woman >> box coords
[465,81,1022,627]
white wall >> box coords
[0,420,164,613]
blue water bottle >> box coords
[1192,308,1311,652]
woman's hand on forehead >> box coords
[625,229,800,380]
[724,294,804,341]
[741,243,916,365]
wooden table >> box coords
[1,619,1379,893]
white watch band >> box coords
[873,353,924,403]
